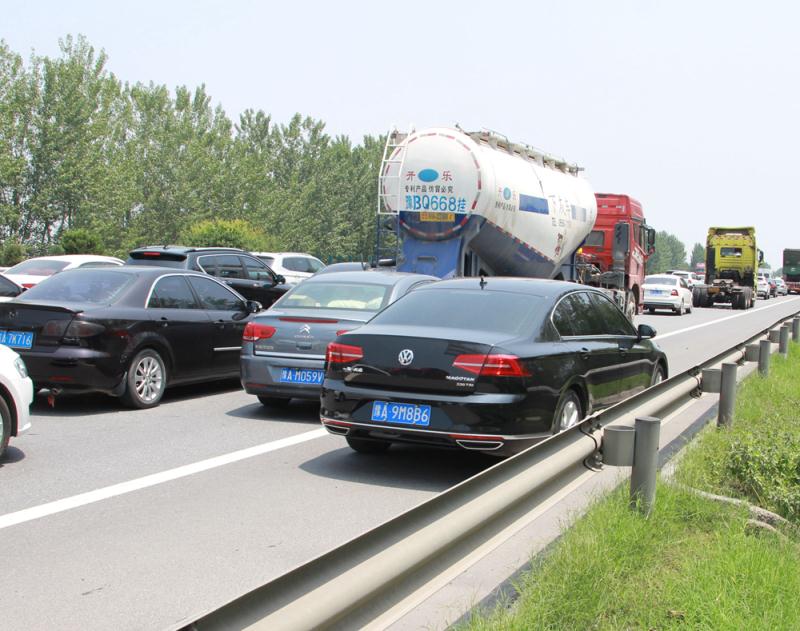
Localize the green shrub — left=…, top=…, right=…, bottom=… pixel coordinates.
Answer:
left=180, top=219, right=277, bottom=251
left=0, top=241, right=28, bottom=266
left=60, top=229, right=102, bottom=254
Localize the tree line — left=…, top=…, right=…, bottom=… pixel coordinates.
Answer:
left=1, top=35, right=712, bottom=274
left=0, top=36, right=383, bottom=265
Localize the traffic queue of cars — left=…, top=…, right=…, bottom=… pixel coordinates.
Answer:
left=0, top=247, right=673, bottom=459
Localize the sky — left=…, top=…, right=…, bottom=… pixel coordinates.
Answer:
left=4, top=0, right=798, bottom=268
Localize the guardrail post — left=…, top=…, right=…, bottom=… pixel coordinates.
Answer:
left=793, top=317, right=800, bottom=342
left=717, top=362, right=737, bottom=428
left=744, top=343, right=760, bottom=362
left=759, top=339, right=771, bottom=377
left=779, top=325, right=790, bottom=357
left=630, top=416, right=661, bottom=515
left=768, top=328, right=781, bottom=343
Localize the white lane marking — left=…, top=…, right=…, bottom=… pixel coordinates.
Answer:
left=656, top=298, right=800, bottom=340
left=0, top=428, right=328, bottom=531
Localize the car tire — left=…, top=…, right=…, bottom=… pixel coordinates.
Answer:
left=346, top=436, right=391, bottom=454
left=647, top=307, right=656, bottom=314
left=257, top=396, right=291, bottom=407
left=0, top=396, right=11, bottom=459
left=553, top=389, right=583, bottom=433
left=651, top=364, right=666, bottom=386
left=121, top=348, right=167, bottom=409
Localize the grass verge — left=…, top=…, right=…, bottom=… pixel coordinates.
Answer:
left=462, top=343, right=800, bottom=630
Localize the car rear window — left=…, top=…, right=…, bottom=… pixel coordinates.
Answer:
left=644, top=276, right=677, bottom=285
left=5, top=259, right=69, bottom=276
left=21, top=270, right=133, bottom=304
left=277, top=282, right=390, bottom=311
left=370, top=289, right=544, bottom=335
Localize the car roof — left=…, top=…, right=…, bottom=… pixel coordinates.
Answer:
left=251, top=252, right=319, bottom=258
left=60, top=265, right=209, bottom=278
left=414, top=277, right=606, bottom=298
left=19, top=254, right=123, bottom=263
left=301, top=270, right=437, bottom=285
left=129, top=245, right=245, bottom=255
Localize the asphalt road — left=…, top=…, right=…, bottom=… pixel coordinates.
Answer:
left=2, top=295, right=799, bottom=630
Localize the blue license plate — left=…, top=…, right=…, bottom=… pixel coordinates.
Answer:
left=279, top=367, right=324, bottom=385
left=371, top=401, right=431, bottom=426
left=0, top=330, right=33, bottom=349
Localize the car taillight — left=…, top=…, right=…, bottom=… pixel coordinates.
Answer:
left=21, top=283, right=36, bottom=289
left=453, top=354, right=530, bottom=377
left=65, top=321, right=106, bottom=338
left=242, top=322, right=276, bottom=342
left=326, top=342, right=363, bottom=364
left=141, top=252, right=162, bottom=257
left=671, top=289, right=679, bottom=296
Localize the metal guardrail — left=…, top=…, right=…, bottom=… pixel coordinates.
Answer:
left=186, top=310, right=800, bottom=631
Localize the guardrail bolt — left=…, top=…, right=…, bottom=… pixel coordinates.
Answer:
left=717, top=362, right=738, bottom=428
left=793, top=317, right=800, bottom=343
left=759, top=339, right=771, bottom=377
left=779, top=325, right=790, bottom=357
left=630, top=416, right=661, bottom=516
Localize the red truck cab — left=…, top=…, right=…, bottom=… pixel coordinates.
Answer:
left=578, top=193, right=655, bottom=316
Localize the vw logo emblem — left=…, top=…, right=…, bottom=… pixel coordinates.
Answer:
left=299, top=324, right=311, bottom=335
left=8, top=309, right=16, bottom=319
left=398, top=349, right=414, bottom=366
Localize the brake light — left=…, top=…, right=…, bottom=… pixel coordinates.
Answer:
left=141, top=252, right=162, bottom=257
left=242, top=322, right=276, bottom=342
left=453, top=354, right=530, bottom=377
left=326, top=342, right=363, bottom=364
left=671, top=289, right=679, bottom=296
left=21, top=283, right=36, bottom=289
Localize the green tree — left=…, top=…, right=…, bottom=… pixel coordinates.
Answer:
left=60, top=227, right=101, bottom=253
left=180, top=218, right=275, bottom=251
left=690, top=242, right=705, bottom=270
left=646, top=231, right=689, bottom=274
left=0, top=240, right=27, bottom=266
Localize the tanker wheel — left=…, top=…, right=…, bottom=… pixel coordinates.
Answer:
left=692, top=287, right=702, bottom=308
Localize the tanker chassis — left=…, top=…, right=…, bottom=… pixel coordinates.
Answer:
left=693, top=227, right=760, bottom=310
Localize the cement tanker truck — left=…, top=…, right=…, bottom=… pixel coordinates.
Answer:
left=377, top=126, right=654, bottom=317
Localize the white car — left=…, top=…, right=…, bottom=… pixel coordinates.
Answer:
left=665, top=269, right=697, bottom=288
left=0, top=345, right=33, bottom=458
left=3, top=254, right=124, bottom=289
left=757, top=275, right=770, bottom=298
left=250, top=252, right=326, bottom=285
left=643, top=274, right=694, bottom=315
left=774, top=278, right=788, bottom=296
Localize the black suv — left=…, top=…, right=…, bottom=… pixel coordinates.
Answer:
left=126, top=246, right=289, bottom=308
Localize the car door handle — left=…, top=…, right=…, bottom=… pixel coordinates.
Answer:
left=580, top=347, right=589, bottom=360
left=160, top=317, right=169, bottom=328
left=215, top=319, right=226, bottom=329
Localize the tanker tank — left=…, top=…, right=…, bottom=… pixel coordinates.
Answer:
left=379, top=127, right=597, bottom=279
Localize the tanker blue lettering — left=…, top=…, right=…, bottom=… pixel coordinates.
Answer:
left=519, top=194, right=549, bottom=214
left=418, top=169, right=439, bottom=182
left=405, top=195, right=466, bottom=212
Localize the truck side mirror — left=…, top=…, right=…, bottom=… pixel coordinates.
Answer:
left=646, top=227, right=656, bottom=254
left=758, top=250, right=764, bottom=263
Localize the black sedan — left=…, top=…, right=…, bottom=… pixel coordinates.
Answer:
left=321, top=278, right=667, bottom=456
left=0, top=267, right=260, bottom=408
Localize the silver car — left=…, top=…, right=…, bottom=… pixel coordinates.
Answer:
left=240, top=271, right=438, bottom=406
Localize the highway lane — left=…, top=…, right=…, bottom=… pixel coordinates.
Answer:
left=1, top=295, right=798, bottom=630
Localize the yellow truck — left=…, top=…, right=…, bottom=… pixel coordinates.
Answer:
left=693, top=227, right=761, bottom=309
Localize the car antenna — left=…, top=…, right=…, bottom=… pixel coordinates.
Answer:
left=479, top=275, right=487, bottom=289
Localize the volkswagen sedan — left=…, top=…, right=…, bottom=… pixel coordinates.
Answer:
left=321, top=278, right=667, bottom=457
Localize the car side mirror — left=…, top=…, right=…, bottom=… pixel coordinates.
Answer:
left=637, top=324, right=656, bottom=341
left=275, top=274, right=286, bottom=285
left=245, top=300, right=262, bottom=313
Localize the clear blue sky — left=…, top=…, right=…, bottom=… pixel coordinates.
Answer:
left=5, top=0, right=798, bottom=268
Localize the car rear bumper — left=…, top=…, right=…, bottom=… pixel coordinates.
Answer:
left=241, top=352, right=325, bottom=401
left=643, top=297, right=681, bottom=310
left=320, top=380, right=552, bottom=456
left=19, top=347, right=125, bottom=395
